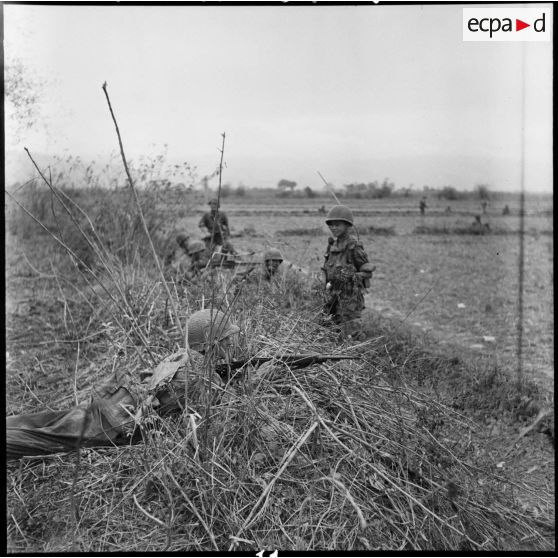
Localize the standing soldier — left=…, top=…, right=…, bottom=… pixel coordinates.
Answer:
left=199, top=198, right=234, bottom=254
left=419, top=197, right=428, bottom=216
left=321, top=205, right=374, bottom=339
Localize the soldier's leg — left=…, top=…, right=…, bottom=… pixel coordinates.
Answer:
left=337, top=293, right=366, bottom=340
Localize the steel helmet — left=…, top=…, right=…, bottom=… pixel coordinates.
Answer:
left=264, top=248, right=283, bottom=262
left=187, top=240, right=206, bottom=255
left=187, top=309, right=240, bottom=352
left=325, top=205, right=354, bottom=226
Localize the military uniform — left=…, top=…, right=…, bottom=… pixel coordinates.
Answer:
left=322, top=234, right=371, bottom=336
left=6, top=310, right=239, bottom=460
left=199, top=211, right=231, bottom=249
left=5, top=352, right=213, bottom=459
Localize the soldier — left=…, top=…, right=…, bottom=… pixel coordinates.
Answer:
left=186, top=239, right=211, bottom=278
left=235, top=248, right=307, bottom=285
left=419, top=197, right=428, bottom=216
left=470, top=214, right=490, bottom=235
left=176, top=233, right=190, bottom=255
left=321, top=205, right=374, bottom=339
left=263, top=248, right=284, bottom=281
left=6, top=309, right=240, bottom=460
left=198, top=198, right=234, bottom=254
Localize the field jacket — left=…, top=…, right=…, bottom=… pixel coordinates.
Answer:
left=5, top=351, right=212, bottom=460
left=322, top=234, right=370, bottom=296
left=199, top=211, right=230, bottom=245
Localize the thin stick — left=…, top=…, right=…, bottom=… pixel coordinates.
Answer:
left=317, top=171, right=341, bottom=204
left=133, top=494, right=166, bottom=528
left=326, top=476, right=367, bottom=531
left=73, top=342, right=80, bottom=406
left=101, top=81, right=184, bottom=342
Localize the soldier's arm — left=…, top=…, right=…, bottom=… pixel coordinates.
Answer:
left=352, top=242, right=370, bottom=271
left=352, top=243, right=375, bottom=287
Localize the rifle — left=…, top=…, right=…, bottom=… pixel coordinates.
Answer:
left=215, top=353, right=359, bottom=381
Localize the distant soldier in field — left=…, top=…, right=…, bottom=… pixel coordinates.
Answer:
left=470, top=215, right=490, bottom=235
left=262, top=248, right=284, bottom=281
left=419, top=197, right=428, bottom=216
left=199, top=198, right=235, bottom=254
left=502, top=204, right=511, bottom=216
left=321, top=205, right=374, bottom=339
left=232, top=248, right=284, bottom=285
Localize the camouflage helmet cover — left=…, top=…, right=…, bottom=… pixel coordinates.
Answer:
left=264, top=248, right=283, bottom=262
left=325, top=205, right=354, bottom=226
left=187, top=309, right=240, bottom=352
left=187, top=240, right=206, bottom=255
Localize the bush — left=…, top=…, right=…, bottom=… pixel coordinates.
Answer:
left=439, top=186, right=462, bottom=200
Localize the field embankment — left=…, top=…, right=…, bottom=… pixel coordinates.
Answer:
left=5, top=188, right=554, bottom=552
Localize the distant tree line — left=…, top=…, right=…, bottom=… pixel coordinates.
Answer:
left=343, top=179, right=395, bottom=199
left=196, top=180, right=498, bottom=202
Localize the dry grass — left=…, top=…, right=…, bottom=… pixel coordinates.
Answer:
left=5, top=189, right=554, bottom=552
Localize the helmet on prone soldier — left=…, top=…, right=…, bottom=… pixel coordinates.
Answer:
left=188, top=240, right=206, bottom=256
left=187, top=309, right=240, bottom=352
left=264, top=248, right=283, bottom=262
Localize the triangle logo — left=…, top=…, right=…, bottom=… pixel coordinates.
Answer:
left=516, top=19, right=530, bottom=31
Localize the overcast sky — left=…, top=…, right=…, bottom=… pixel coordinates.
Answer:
left=4, top=3, right=553, bottom=192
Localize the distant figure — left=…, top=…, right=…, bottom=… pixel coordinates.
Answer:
left=502, top=204, right=510, bottom=216
left=318, top=205, right=327, bottom=214
left=471, top=215, right=490, bottom=235
left=198, top=198, right=234, bottom=254
left=481, top=201, right=488, bottom=214
left=445, top=206, right=452, bottom=214
left=419, top=197, right=428, bottom=216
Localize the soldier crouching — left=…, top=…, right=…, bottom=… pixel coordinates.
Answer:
left=321, top=205, right=374, bottom=340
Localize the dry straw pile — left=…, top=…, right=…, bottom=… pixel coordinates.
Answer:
left=6, top=286, right=554, bottom=552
